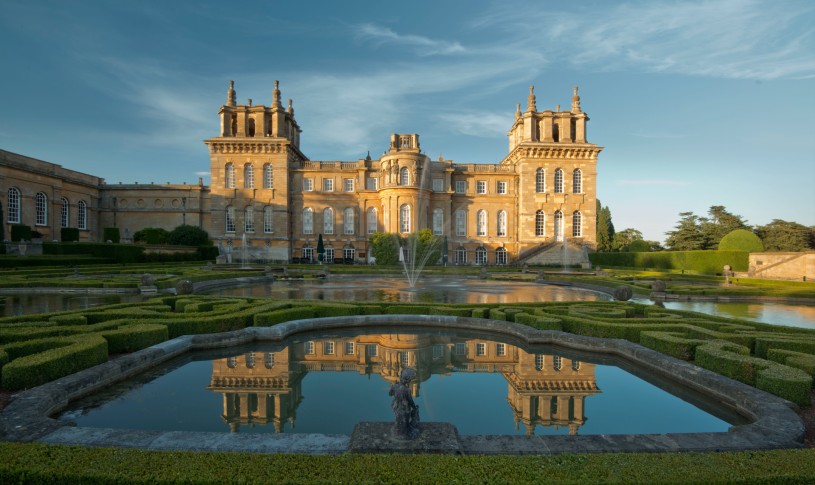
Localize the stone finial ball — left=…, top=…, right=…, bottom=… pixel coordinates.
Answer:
left=651, top=280, right=666, bottom=292
left=140, top=273, right=155, bottom=286
left=723, top=265, right=732, bottom=272
left=175, top=279, right=194, bottom=295
left=613, top=286, right=633, bottom=301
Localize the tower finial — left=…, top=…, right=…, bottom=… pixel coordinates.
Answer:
left=515, top=103, right=521, bottom=119
left=272, top=80, right=282, bottom=108
left=227, top=80, right=236, bottom=106
left=527, top=85, right=537, bottom=112
left=571, top=85, right=582, bottom=113
left=287, top=98, right=294, bottom=115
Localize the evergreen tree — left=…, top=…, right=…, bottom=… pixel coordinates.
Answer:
left=595, top=199, right=615, bottom=252
left=665, top=212, right=707, bottom=250
left=755, top=219, right=814, bottom=251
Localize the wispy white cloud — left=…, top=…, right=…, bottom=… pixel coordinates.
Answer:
left=472, top=0, right=815, bottom=80
left=618, top=180, right=689, bottom=186
left=437, top=111, right=513, bottom=138
left=355, top=23, right=467, bottom=56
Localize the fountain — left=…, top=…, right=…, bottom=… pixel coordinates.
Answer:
left=241, top=234, right=249, bottom=269
left=399, top=230, right=444, bottom=288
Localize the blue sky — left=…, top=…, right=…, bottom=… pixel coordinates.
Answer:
left=1, top=0, right=813, bottom=243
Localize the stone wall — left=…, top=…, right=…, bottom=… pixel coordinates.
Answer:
left=748, top=251, right=815, bottom=281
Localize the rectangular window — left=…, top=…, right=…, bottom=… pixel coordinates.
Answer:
left=455, top=211, right=466, bottom=237
left=264, top=208, right=273, bottom=233
left=345, top=342, right=355, bottom=355
left=454, top=342, right=466, bottom=356
left=303, top=246, right=313, bottom=262
left=476, top=343, right=486, bottom=356
left=366, top=344, right=378, bottom=356
left=244, top=207, right=254, bottom=233
left=497, top=181, right=507, bottom=194
left=344, top=248, right=355, bottom=261
left=476, top=181, right=486, bottom=194
left=325, top=247, right=334, bottom=262
left=432, top=344, right=444, bottom=359
left=323, top=178, right=334, bottom=192
left=497, top=343, right=506, bottom=356
left=454, top=248, right=467, bottom=264
left=303, top=178, right=314, bottom=191
left=324, top=341, right=335, bottom=355
left=305, top=341, right=315, bottom=354
left=366, top=177, right=377, bottom=190
left=432, top=178, right=443, bottom=192
left=225, top=207, right=236, bottom=233
left=344, top=178, right=354, bottom=192
left=455, top=180, right=466, bottom=194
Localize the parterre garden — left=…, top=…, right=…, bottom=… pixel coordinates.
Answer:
left=2, top=263, right=815, bottom=483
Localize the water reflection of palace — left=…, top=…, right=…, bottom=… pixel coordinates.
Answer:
left=208, top=334, right=600, bottom=435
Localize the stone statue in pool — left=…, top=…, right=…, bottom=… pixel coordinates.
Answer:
left=389, top=367, right=420, bottom=439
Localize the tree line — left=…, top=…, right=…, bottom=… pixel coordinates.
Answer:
left=596, top=202, right=814, bottom=252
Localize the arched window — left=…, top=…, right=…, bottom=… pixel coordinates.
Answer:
left=432, top=208, right=443, bottom=235
left=303, top=208, right=313, bottom=235
left=572, top=360, right=581, bottom=371
left=476, top=210, right=487, bottom=237
left=247, top=118, right=256, bottom=137
left=323, top=207, right=334, bottom=235
left=400, top=167, right=409, bottom=186
left=497, top=210, right=507, bottom=237
left=343, top=207, right=354, bottom=235
left=553, top=355, right=563, bottom=371
left=455, top=209, right=466, bottom=237
left=399, top=204, right=411, bottom=233
left=77, top=200, right=87, bottom=230
left=263, top=206, right=273, bottom=233
left=573, top=169, right=582, bottom=193
left=60, top=198, right=70, bottom=228
left=552, top=122, right=560, bottom=142
left=225, top=163, right=235, bottom=188
left=535, top=354, right=544, bottom=371
left=496, top=247, right=507, bottom=265
left=572, top=211, right=582, bottom=238
left=475, top=246, right=487, bottom=265
left=554, top=210, right=563, bottom=241
left=35, top=192, right=47, bottom=226
left=244, top=206, right=254, bottom=232
left=225, top=205, right=236, bottom=233
left=7, top=187, right=20, bottom=223
left=263, top=164, right=273, bottom=189
left=535, top=210, right=545, bottom=237
left=367, top=207, right=377, bottom=234
left=554, top=168, right=564, bottom=193
left=535, top=168, right=545, bottom=193
left=244, top=163, right=254, bottom=188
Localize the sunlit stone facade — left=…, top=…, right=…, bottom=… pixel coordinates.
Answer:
left=2, top=81, right=601, bottom=264
left=205, top=82, right=602, bottom=264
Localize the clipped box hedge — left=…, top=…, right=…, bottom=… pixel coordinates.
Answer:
left=254, top=307, right=315, bottom=326
left=1, top=335, right=108, bottom=390
left=589, top=250, right=749, bottom=273
left=99, top=323, right=169, bottom=353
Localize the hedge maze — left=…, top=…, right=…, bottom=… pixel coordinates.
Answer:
left=1, top=297, right=813, bottom=406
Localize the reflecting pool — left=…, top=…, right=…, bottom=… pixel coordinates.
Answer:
left=204, top=276, right=611, bottom=304
left=635, top=300, right=815, bottom=330
left=59, top=329, right=738, bottom=436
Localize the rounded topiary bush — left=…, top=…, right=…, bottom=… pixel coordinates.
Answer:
left=167, top=224, right=210, bottom=246
left=718, top=229, right=764, bottom=252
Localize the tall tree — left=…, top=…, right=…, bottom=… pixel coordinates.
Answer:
left=700, top=206, right=749, bottom=249
left=665, top=212, right=707, bottom=250
left=613, top=228, right=643, bottom=251
left=595, top=199, right=615, bottom=252
left=755, top=219, right=814, bottom=251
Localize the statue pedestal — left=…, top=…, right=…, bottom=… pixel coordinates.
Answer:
left=348, top=422, right=462, bottom=454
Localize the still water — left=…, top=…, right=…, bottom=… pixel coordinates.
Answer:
left=59, top=329, right=737, bottom=436
left=0, top=293, right=144, bottom=317
left=206, top=276, right=610, bottom=304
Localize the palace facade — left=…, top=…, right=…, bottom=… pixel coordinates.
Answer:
left=1, top=81, right=602, bottom=265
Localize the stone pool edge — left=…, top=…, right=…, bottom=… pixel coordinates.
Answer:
left=0, top=315, right=805, bottom=455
